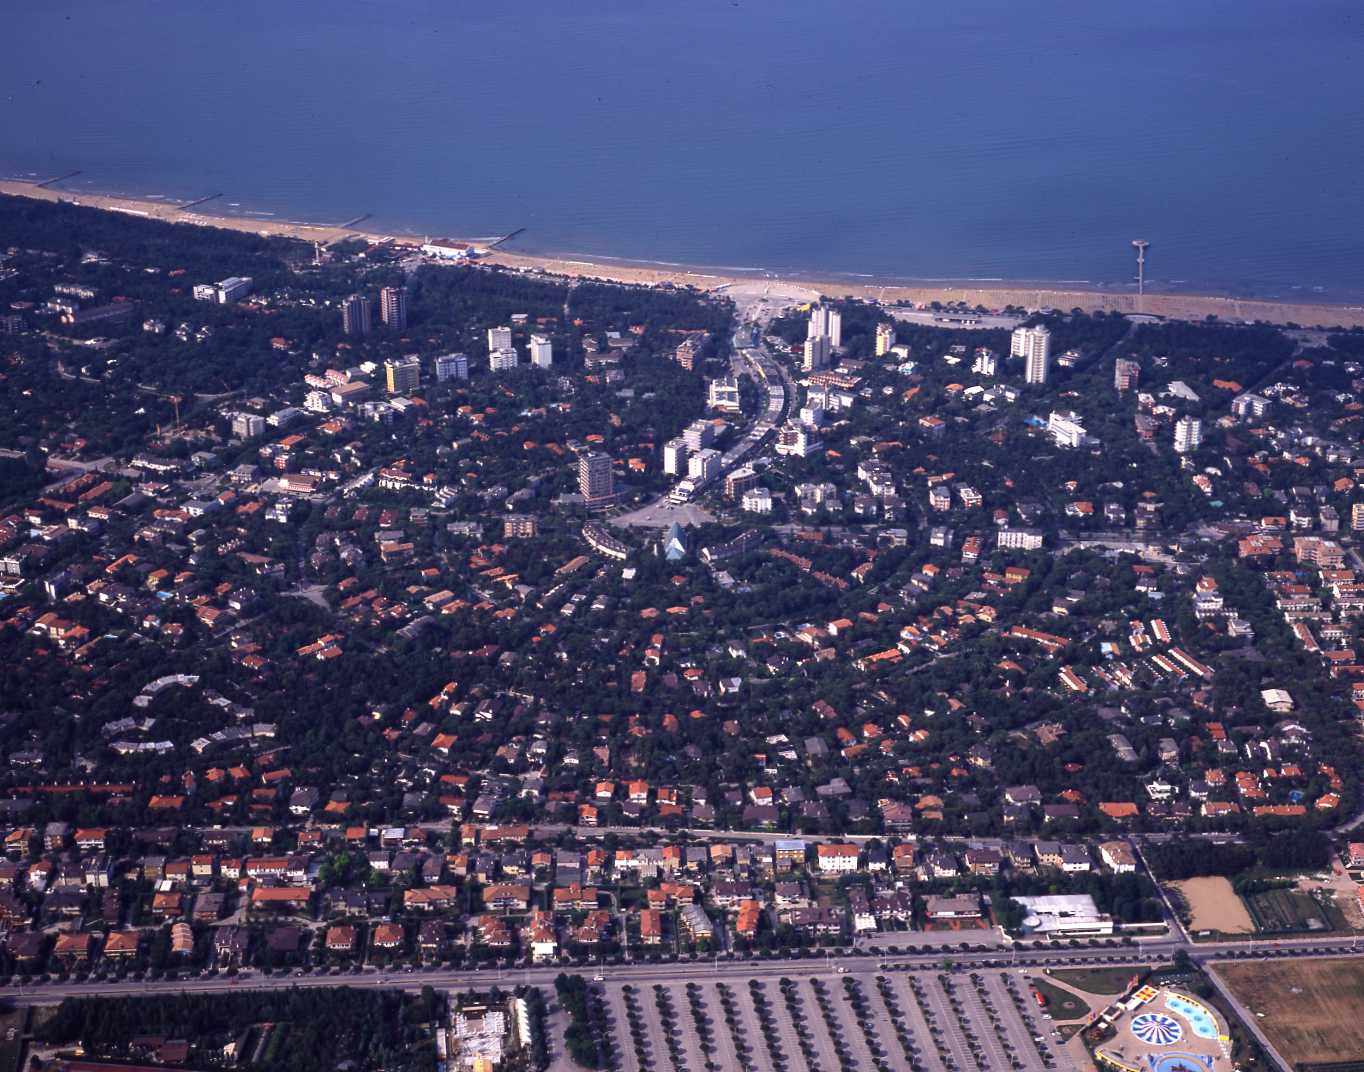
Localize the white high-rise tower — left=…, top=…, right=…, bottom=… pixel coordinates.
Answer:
left=808, top=304, right=842, bottom=349
left=1012, top=325, right=1052, bottom=385
left=1173, top=415, right=1203, bottom=454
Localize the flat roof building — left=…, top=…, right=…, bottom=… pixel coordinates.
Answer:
left=385, top=357, right=421, bottom=395
left=380, top=285, right=407, bottom=331
left=579, top=451, right=614, bottom=505
left=341, top=294, right=372, bottom=337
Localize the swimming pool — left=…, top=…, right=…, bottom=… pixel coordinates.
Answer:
left=1164, top=993, right=1218, bottom=1039
left=1150, top=1054, right=1214, bottom=1072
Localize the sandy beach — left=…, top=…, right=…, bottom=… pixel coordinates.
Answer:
left=5, top=180, right=1364, bottom=329
left=0, top=179, right=368, bottom=246
left=485, top=248, right=1364, bottom=330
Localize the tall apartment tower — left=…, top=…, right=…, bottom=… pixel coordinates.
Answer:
left=341, top=294, right=372, bottom=337
left=1173, top=415, right=1203, bottom=454
left=435, top=353, right=469, bottom=382
left=1114, top=358, right=1140, bottom=393
left=674, top=336, right=704, bottom=371
left=380, top=286, right=408, bottom=331
left=688, top=448, right=722, bottom=482
left=808, top=304, right=842, bottom=349
left=875, top=322, right=896, bottom=356
left=663, top=438, right=688, bottom=476
left=1352, top=502, right=1364, bottom=532
left=487, top=325, right=513, bottom=351
left=529, top=334, right=553, bottom=368
left=802, top=334, right=831, bottom=372
left=682, top=419, right=715, bottom=452
left=385, top=356, right=421, bottom=395
left=489, top=347, right=519, bottom=372
left=1012, top=325, right=1051, bottom=385
left=232, top=413, right=266, bottom=439
left=579, top=451, right=614, bottom=505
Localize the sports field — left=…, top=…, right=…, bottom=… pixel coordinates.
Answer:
left=1170, top=877, right=1255, bottom=934
left=1219, top=958, right=1364, bottom=1065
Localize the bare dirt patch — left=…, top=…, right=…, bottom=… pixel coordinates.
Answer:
left=1169, top=877, right=1255, bottom=934
left=1219, top=957, right=1364, bottom=1065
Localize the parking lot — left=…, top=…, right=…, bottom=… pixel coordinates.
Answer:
left=593, top=968, right=1085, bottom=1072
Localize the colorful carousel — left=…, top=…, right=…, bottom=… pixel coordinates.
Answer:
left=1094, top=987, right=1232, bottom=1072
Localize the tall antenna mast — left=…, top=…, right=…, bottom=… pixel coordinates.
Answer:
left=1131, top=240, right=1150, bottom=303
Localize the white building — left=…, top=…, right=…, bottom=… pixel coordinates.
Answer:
left=997, top=528, right=1044, bottom=550
left=683, top=420, right=716, bottom=451
left=435, top=353, right=469, bottom=382
left=1173, top=415, right=1202, bottom=454
left=231, top=413, right=265, bottom=439
left=529, top=334, right=553, bottom=368
left=742, top=487, right=774, bottom=514
left=707, top=375, right=741, bottom=413
left=1231, top=392, right=1270, bottom=420
left=816, top=845, right=860, bottom=873
left=1013, top=894, right=1114, bottom=936
left=662, top=438, right=688, bottom=476
left=808, top=384, right=855, bottom=413
left=972, top=350, right=997, bottom=377
left=688, top=448, right=722, bottom=482
left=489, top=347, right=519, bottom=372
left=1012, top=325, right=1051, bottom=384
left=420, top=238, right=474, bottom=260
left=1047, top=410, right=1087, bottom=449
left=809, top=304, right=842, bottom=348
left=774, top=421, right=822, bottom=458
left=216, top=276, right=252, bottom=303
left=487, top=325, right=513, bottom=351
left=197, top=277, right=252, bottom=303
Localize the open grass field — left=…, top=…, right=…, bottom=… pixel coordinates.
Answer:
left=1219, top=957, right=1364, bottom=1066
left=1170, top=877, right=1255, bottom=934
left=1050, top=965, right=1147, bottom=996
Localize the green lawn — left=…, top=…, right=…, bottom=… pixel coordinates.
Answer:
left=1029, top=977, right=1090, bottom=1021
left=1050, top=965, right=1147, bottom=996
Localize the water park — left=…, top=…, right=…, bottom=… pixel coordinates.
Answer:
left=1090, top=984, right=1233, bottom=1072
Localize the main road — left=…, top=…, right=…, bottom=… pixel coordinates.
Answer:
left=612, top=327, right=794, bottom=530
left=8, top=931, right=1363, bottom=1009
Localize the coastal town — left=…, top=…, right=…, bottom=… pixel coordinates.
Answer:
left=4, top=192, right=1364, bottom=1071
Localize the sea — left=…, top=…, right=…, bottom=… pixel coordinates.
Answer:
left=2, top=0, right=1362, bottom=298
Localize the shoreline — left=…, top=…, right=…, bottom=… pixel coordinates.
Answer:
left=5, top=179, right=1364, bottom=330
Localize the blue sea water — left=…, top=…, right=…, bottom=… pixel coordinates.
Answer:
left=2, top=0, right=1362, bottom=297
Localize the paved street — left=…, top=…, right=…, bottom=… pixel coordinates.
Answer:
left=8, top=936, right=1356, bottom=1072
left=8, top=933, right=1363, bottom=1007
